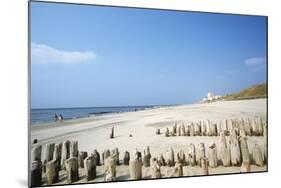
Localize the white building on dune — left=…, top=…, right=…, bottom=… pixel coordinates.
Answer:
left=202, top=92, right=221, bottom=102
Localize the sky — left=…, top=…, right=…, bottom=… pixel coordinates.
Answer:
left=30, top=2, right=267, bottom=109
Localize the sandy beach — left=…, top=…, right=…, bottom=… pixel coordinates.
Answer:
left=30, top=98, right=267, bottom=185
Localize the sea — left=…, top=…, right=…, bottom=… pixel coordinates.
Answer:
left=30, top=106, right=156, bottom=126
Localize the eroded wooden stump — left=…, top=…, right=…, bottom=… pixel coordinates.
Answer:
left=84, top=155, right=96, bottom=181
left=65, top=157, right=79, bottom=183
left=123, top=151, right=130, bottom=165
left=31, top=160, right=42, bottom=187
left=78, top=151, right=88, bottom=168
left=252, top=144, right=264, bottom=167
left=150, top=158, right=161, bottom=178
left=104, top=156, right=116, bottom=181
left=208, top=141, right=218, bottom=168
left=46, top=160, right=59, bottom=185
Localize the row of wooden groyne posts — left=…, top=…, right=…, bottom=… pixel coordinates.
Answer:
left=30, top=117, right=267, bottom=187
left=157, top=116, right=267, bottom=137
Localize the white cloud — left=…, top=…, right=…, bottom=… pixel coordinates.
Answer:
left=245, top=57, right=266, bottom=66
left=31, top=43, right=97, bottom=64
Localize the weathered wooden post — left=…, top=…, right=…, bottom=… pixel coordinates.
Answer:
left=150, top=158, right=161, bottom=178
left=111, top=148, right=120, bottom=165
left=110, top=127, right=114, bottom=139
left=30, top=160, right=42, bottom=187
left=61, top=140, right=70, bottom=170
left=65, top=157, right=79, bottom=183
left=92, top=149, right=101, bottom=166
left=252, top=144, right=264, bottom=167
left=53, top=144, right=61, bottom=171
left=123, top=151, right=130, bottom=165
left=129, top=150, right=142, bottom=180
left=201, top=121, right=207, bottom=136
left=84, top=155, right=96, bottom=181
left=43, top=143, right=55, bottom=172
left=102, top=149, right=111, bottom=164
left=211, top=123, right=218, bottom=136
left=177, top=148, right=186, bottom=165
left=239, top=136, right=250, bottom=164
left=189, top=123, right=195, bottom=136
left=46, top=160, right=59, bottom=185
left=165, top=128, right=170, bottom=137
left=104, top=156, right=116, bottom=181
left=201, top=158, right=209, bottom=175
left=177, top=125, right=181, bottom=136
left=158, top=154, right=166, bottom=166
left=78, top=151, right=88, bottom=168
left=230, top=130, right=241, bottom=166
left=156, top=128, right=161, bottom=135
left=174, top=160, right=183, bottom=177
left=208, top=141, right=218, bottom=168
left=70, top=141, right=79, bottom=158
left=166, top=147, right=175, bottom=167
left=173, top=122, right=177, bottom=135
left=143, top=146, right=151, bottom=167
left=220, top=132, right=231, bottom=167
left=173, top=123, right=177, bottom=135
left=180, top=124, right=186, bottom=136
left=197, top=142, right=206, bottom=167
left=244, top=118, right=251, bottom=136
left=188, top=143, right=196, bottom=166
left=195, top=123, right=201, bottom=136
left=31, top=145, right=42, bottom=162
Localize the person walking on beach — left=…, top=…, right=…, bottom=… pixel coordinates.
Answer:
left=54, top=113, right=58, bottom=121
left=58, top=114, right=64, bottom=122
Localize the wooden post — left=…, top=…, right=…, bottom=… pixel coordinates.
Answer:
left=197, top=142, right=206, bottom=167
left=150, top=158, right=161, bottom=178
left=220, top=132, right=231, bottom=167
left=166, top=147, right=175, bottom=167
left=61, top=140, right=70, bottom=170
left=92, top=149, right=101, bottom=166
left=43, top=143, right=55, bottom=172
left=252, top=144, right=264, bottom=167
left=30, top=160, right=42, bottom=187
left=129, top=157, right=142, bottom=180
left=110, top=127, right=114, bottom=139
left=46, top=160, right=59, bottom=185
left=208, top=141, right=218, bottom=168
left=84, top=156, right=96, bottom=181
left=143, top=146, right=151, bottom=167
left=123, top=151, right=130, bottom=165
left=104, top=156, right=116, bottom=181
left=70, top=141, right=79, bottom=158
left=201, top=158, right=209, bottom=175
left=78, top=151, right=88, bottom=168
left=111, top=148, right=120, bottom=165
left=177, top=148, right=186, bottom=165
left=188, top=143, right=196, bottom=166
left=230, top=130, right=241, bottom=166
left=65, top=157, right=79, bottom=183
left=174, top=161, right=183, bottom=177
left=239, top=136, right=250, bottom=163
left=31, top=145, right=42, bottom=162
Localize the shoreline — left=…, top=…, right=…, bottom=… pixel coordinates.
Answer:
left=30, top=105, right=166, bottom=128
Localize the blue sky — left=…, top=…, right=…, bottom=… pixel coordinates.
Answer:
left=30, top=2, right=267, bottom=109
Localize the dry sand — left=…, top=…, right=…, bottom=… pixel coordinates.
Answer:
left=30, top=98, right=267, bottom=184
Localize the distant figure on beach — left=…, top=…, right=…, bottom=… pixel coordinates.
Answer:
left=58, top=114, right=64, bottom=122
left=54, top=113, right=58, bottom=121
